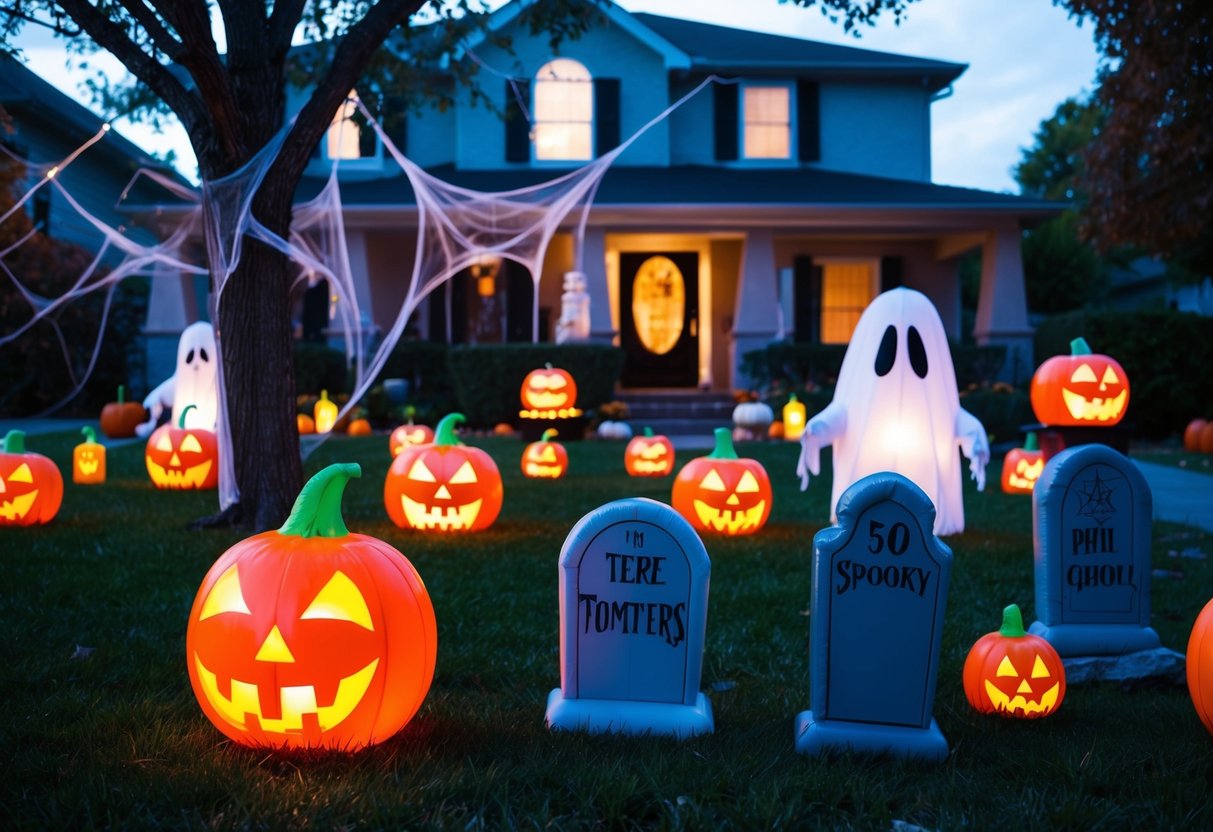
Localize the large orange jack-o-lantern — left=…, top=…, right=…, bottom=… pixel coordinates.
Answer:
left=964, top=604, right=1066, bottom=719
left=73, top=426, right=107, bottom=485
left=520, top=364, right=577, bottom=412
left=384, top=413, right=503, bottom=532
left=1031, top=337, right=1130, bottom=426
left=187, top=463, right=437, bottom=750
left=1189, top=597, right=1213, bottom=738
left=145, top=404, right=219, bottom=490
left=0, top=430, right=63, bottom=526
left=672, top=427, right=772, bottom=535
left=624, top=427, right=675, bottom=477
left=1000, top=432, right=1043, bottom=494
left=521, top=429, right=567, bottom=479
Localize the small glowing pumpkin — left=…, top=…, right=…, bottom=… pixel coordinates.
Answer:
left=963, top=604, right=1065, bottom=718
left=624, top=427, right=675, bottom=477
left=73, top=426, right=106, bottom=485
left=384, top=413, right=503, bottom=532
left=145, top=404, right=219, bottom=490
left=1030, top=337, right=1129, bottom=426
left=314, top=390, right=339, bottom=434
left=1188, top=597, right=1213, bottom=738
left=782, top=394, right=806, bottom=441
left=0, top=430, right=63, bottom=526
left=186, top=463, right=436, bottom=750
left=671, top=427, right=772, bottom=535
left=522, top=429, right=567, bottom=479
left=99, top=384, right=147, bottom=439
left=390, top=423, right=434, bottom=457
left=1000, top=432, right=1043, bottom=494
left=347, top=418, right=372, bottom=437
left=1184, top=419, right=1208, bottom=453
left=520, top=364, right=577, bottom=411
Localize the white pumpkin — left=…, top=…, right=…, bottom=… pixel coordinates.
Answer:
left=732, top=401, right=774, bottom=432
left=597, top=420, right=633, bottom=440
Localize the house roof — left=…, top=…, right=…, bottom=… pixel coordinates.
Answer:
left=631, top=12, right=966, bottom=88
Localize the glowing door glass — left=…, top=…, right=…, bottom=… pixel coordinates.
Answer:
left=632, top=256, right=685, bottom=355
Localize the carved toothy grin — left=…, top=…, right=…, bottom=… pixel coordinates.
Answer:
left=194, top=654, right=378, bottom=735
left=693, top=499, right=766, bottom=534
left=78, top=459, right=100, bottom=476
left=1009, top=459, right=1043, bottom=490
left=1061, top=388, right=1127, bottom=421
left=524, top=391, right=569, bottom=409
left=402, top=496, right=482, bottom=531
left=0, top=491, right=37, bottom=521
left=630, top=460, right=670, bottom=475
left=523, top=463, right=563, bottom=478
left=148, top=459, right=213, bottom=489
left=984, top=679, right=1060, bottom=716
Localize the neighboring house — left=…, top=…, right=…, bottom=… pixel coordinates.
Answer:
left=148, top=0, right=1059, bottom=389
left=1107, top=257, right=1213, bottom=317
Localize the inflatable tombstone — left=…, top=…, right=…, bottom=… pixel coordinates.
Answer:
left=797, top=287, right=989, bottom=535
left=137, top=321, right=219, bottom=437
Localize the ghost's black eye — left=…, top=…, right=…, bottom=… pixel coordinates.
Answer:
left=875, top=325, right=897, bottom=377
left=199, top=348, right=209, bottom=363
left=907, top=326, right=928, bottom=379
left=185, top=349, right=195, bottom=364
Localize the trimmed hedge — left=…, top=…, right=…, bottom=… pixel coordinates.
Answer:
left=293, top=341, right=348, bottom=396
left=1034, top=310, right=1213, bottom=438
left=959, top=386, right=1035, bottom=446
left=446, top=344, right=625, bottom=427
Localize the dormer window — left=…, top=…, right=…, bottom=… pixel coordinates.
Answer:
left=742, top=84, right=791, bottom=160
left=532, top=58, right=593, bottom=162
left=324, top=90, right=378, bottom=161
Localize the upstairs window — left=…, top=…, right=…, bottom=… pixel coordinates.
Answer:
left=325, top=90, right=377, bottom=161
left=742, top=84, right=791, bottom=160
left=533, top=58, right=593, bottom=161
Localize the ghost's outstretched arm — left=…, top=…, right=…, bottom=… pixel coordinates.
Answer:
left=798, top=403, right=847, bottom=491
left=135, top=376, right=175, bottom=438
left=956, top=407, right=990, bottom=491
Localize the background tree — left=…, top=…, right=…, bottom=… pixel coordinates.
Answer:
left=1, top=0, right=917, bottom=530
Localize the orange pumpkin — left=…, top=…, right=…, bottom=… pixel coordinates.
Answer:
left=1188, top=597, right=1213, bottom=738
left=520, top=364, right=577, bottom=411
left=99, top=385, right=147, bottom=439
left=384, top=413, right=503, bottom=532
left=768, top=421, right=785, bottom=440
left=1183, top=419, right=1207, bottom=452
left=298, top=413, right=316, bottom=434
left=1000, top=433, right=1043, bottom=494
left=186, top=463, right=436, bottom=750
left=624, top=427, right=675, bottom=477
left=348, top=418, right=372, bottom=437
left=1200, top=422, right=1213, bottom=455
left=390, top=423, right=434, bottom=457
left=963, top=604, right=1065, bottom=718
left=145, top=404, right=219, bottom=490
left=671, top=427, right=771, bottom=535
left=1030, top=337, right=1129, bottom=426
left=0, top=430, right=63, bottom=526
left=521, top=429, right=567, bottom=479
left=314, top=390, right=339, bottom=434
left=73, top=426, right=107, bottom=485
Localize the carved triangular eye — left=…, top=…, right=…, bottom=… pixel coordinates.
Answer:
left=8, top=463, right=33, bottom=484
left=180, top=434, right=203, bottom=454
left=198, top=564, right=251, bottom=620
left=736, top=471, right=760, bottom=493
left=996, top=656, right=1019, bottom=677
left=408, top=459, right=436, bottom=482
left=301, top=571, right=373, bottom=631
left=449, top=461, right=478, bottom=484
left=1101, top=366, right=1120, bottom=385
left=155, top=433, right=173, bottom=452
left=534, top=446, right=557, bottom=462
left=700, top=469, right=726, bottom=491
left=1070, top=363, right=1097, bottom=383
left=1031, top=654, right=1051, bottom=678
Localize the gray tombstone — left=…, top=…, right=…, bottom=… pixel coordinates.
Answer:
left=796, top=472, right=952, bottom=762
left=545, top=497, right=713, bottom=738
left=1029, top=444, right=1160, bottom=656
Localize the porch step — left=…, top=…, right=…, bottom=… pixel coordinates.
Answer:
left=613, top=391, right=736, bottom=438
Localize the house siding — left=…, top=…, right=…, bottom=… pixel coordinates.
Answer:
left=819, top=80, right=932, bottom=181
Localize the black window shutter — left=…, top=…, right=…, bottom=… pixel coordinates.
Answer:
left=594, top=77, right=621, bottom=156
left=384, top=96, right=408, bottom=155
left=356, top=109, right=377, bottom=157
left=714, top=82, right=738, bottom=161
left=505, top=80, right=532, bottom=163
left=797, top=80, right=820, bottom=162
left=793, top=255, right=822, bottom=343
left=880, top=256, right=904, bottom=293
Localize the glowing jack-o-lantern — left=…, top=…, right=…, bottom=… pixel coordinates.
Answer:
left=964, top=604, right=1066, bottom=719
left=73, top=426, right=107, bottom=485
left=384, top=413, right=503, bottom=532
left=1000, top=432, right=1043, bottom=494
left=521, top=429, right=567, bottom=479
left=1031, top=337, right=1130, bottom=426
left=390, top=412, right=434, bottom=458
left=100, top=385, right=147, bottom=439
left=145, top=404, right=219, bottom=490
left=672, top=427, right=772, bottom=535
left=1189, top=597, right=1213, bottom=738
left=782, top=394, right=806, bottom=441
left=186, top=463, right=436, bottom=749
left=624, top=427, right=675, bottom=477
left=314, top=390, right=339, bottom=434
left=0, top=430, right=63, bottom=526
left=520, top=364, right=577, bottom=412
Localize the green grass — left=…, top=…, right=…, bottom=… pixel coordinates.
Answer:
left=3, top=432, right=1212, bottom=830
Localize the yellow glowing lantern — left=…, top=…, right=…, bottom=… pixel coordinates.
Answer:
left=73, top=426, right=106, bottom=485
left=782, top=394, right=806, bottom=442
left=314, top=390, right=339, bottom=434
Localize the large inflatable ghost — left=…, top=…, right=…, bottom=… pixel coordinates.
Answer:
left=796, top=287, right=989, bottom=535
left=136, top=321, right=220, bottom=437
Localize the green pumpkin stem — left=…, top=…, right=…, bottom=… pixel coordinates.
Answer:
left=1070, top=337, right=1092, bottom=356
left=117, top=385, right=126, bottom=405
left=81, top=426, right=97, bottom=444
left=178, top=404, right=197, bottom=429
left=999, top=604, right=1027, bottom=638
left=3, top=429, right=25, bottom=454
left=434, top=413, right=466, bottom=446
left=643, top=426, right=654, bottom=437
left=405, top=405, right=416, bottom=424
left=708, top=427, right=739, bottom=460
left=1024, top=432, right=1039, bottom=452
left=541, top=428, right=558, bottom=443
left=278, top=463, right=361, bottom=538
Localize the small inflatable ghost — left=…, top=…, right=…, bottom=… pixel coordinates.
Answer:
left=796, top=287, right=989, bottom=535
left=136, top=321, right=220, bottom=437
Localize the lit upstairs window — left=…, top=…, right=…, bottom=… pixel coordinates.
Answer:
left=533, top=58, right=593, bottom=161
left=743, top=85, right=791, bottom=160
left=326, top=91, right=376, bottom=160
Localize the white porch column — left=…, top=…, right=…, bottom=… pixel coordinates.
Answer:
left=974, top=226, right=1034, bottom=383
left=581, top=226, right=616, bottom=344
left=731, top=229, right=780, bottom=390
